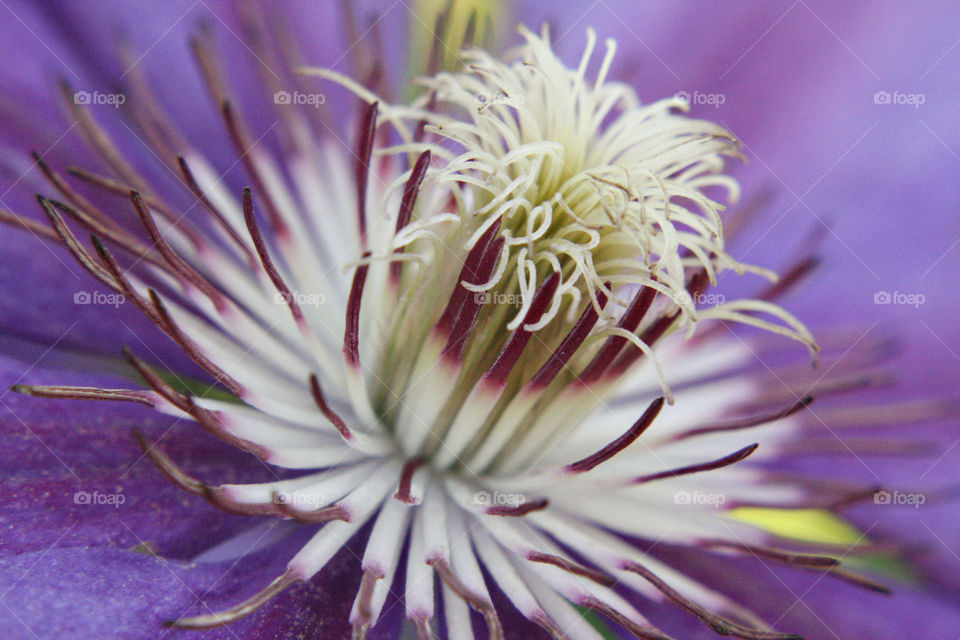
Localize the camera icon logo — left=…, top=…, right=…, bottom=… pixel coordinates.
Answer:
left=873, top=490, right=892, bottom=505
left=73, top=91, right=91, bottom=105
left=873, top=91, right=892, bottom=105
left=74, top=291, right=92, bottom=304
left=74, top=491, right=92, bottom=505
left=873, top=291, right=891, bottom=304
left=673, top=491, right=691, bottom=504
left=473, top=491, right=491, bottom=506
left=274, top=90, right=292, bottom=105
left=674, top=90, right=691, bottom=104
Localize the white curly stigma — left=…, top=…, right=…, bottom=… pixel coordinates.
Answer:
left=413, top=27, right=741, bottom=323
left=300, top=25, right=817, bottom=374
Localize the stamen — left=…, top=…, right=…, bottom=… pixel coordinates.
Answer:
left=622, top=561, right=802, bottom=640
left=577, top=285, right=657, bottom=385
left=132, top=429, right=204, bottom=495
left=131, top=191, right=226, bottom=310
left=273, top=492, right=350, bottom=523
left=134, top=430, right=328, bottom=521
left=526, top=552, right=615, bottom=588
left=412, top=617, right=434, bottom=640
left=0, top=206, right=59, bottom=242
left=391, top=150, right=432, bottom=283
left=700, top=541, right=839, bottom=568
left=526, top=286, right=610, bottom=390
left=633, top=443, right=759, bottom=484
left=177, top=155, right=258, bottom=267
left=354, top=100, right=379, bottom=246
left=482, top=273, right=560, bottom=386
left=125, top=347, right=259, bottom=457
left=222, top=102, right=288, bottom=234
left=759, top=255, right=820, bottom=301
left=32, top=152, right=111, bottom=229
left=308, top=373, right=354, bottom=441
left=242, top=186, right=303, bottom=323
left=530, top=613, right=572, bottom=640
left=429, top=558, right=504, bottom=640
left=434, top=219, right=501, bottom=337
left=165, top=570, right=299, bottom=629
left=610, top=269, right=711, bottom=376
left=441, top=235, right=506, bottom=363
left=9, top=384, right=154, bottom=406
left=344, top=256, right=372, bottom=366
left=352, top=568, right=381, bottom=638
left=37, top=196, right=118, bottom=288
left=394, top=457, right=426, bottom=504
left=58, top=79, right=150, bottom=194
left=146, top=289, right=245, bottom=397
left=580, top=598, right=675, bottom=640
left=566, top=397, right=664, bottom=473
left=670, top=397, right=813, bottom=442
left=46, top=195, right=165, bottom=271
left=88, top=235, right=164, bottom=327
left=819, top=568, right=891, bottom=594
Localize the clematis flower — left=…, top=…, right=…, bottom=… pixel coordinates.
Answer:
left=1, top=2, right=958, bottom=640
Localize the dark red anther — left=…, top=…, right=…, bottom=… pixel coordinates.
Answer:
left=526, top=552, right=616, bottom=588
left=222, top=101, right=287, bottom=235
left=526, top=286, right=610, bottom=390
left=760, top=255, right=820, bottom=301
left=633, top=443, right=759, bottom=485
left=355, top=100, right=378, bottom=246
left=131, top=190, right=227, bottom=313
left=622, top=560, right=804, bottom=639
left=434, top=220, right=501, bottom=336
left=699, top=541, right=838, bottom=568
left=242, top=187, right=303, bottom=324
left=343, top=256, right=371, bottom=366
left=576, top=285, right=657, bottom=385
left=391, top=150, right=431, bottom=283
left=566, top=397, right=664, bottom=473
left=483, top=273, right=560, bottom=386
left=394, top=457, right=425, bottom=504
left=609, top=269, right=709, bottom=376
left=147, top=289, right=245, bottom=397
left=441, top=236, right=504, bottom=363
left=309, top=374, right=353, bottom=441
left=178, top=155, right=258, bottom=268
left=670, top=397, right=813, bottom=442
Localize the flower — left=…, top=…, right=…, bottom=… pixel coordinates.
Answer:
left=1, top=2, right=958, bottom=639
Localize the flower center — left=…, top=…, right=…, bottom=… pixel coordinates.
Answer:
left=313, top=27, right=815, bottom=474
